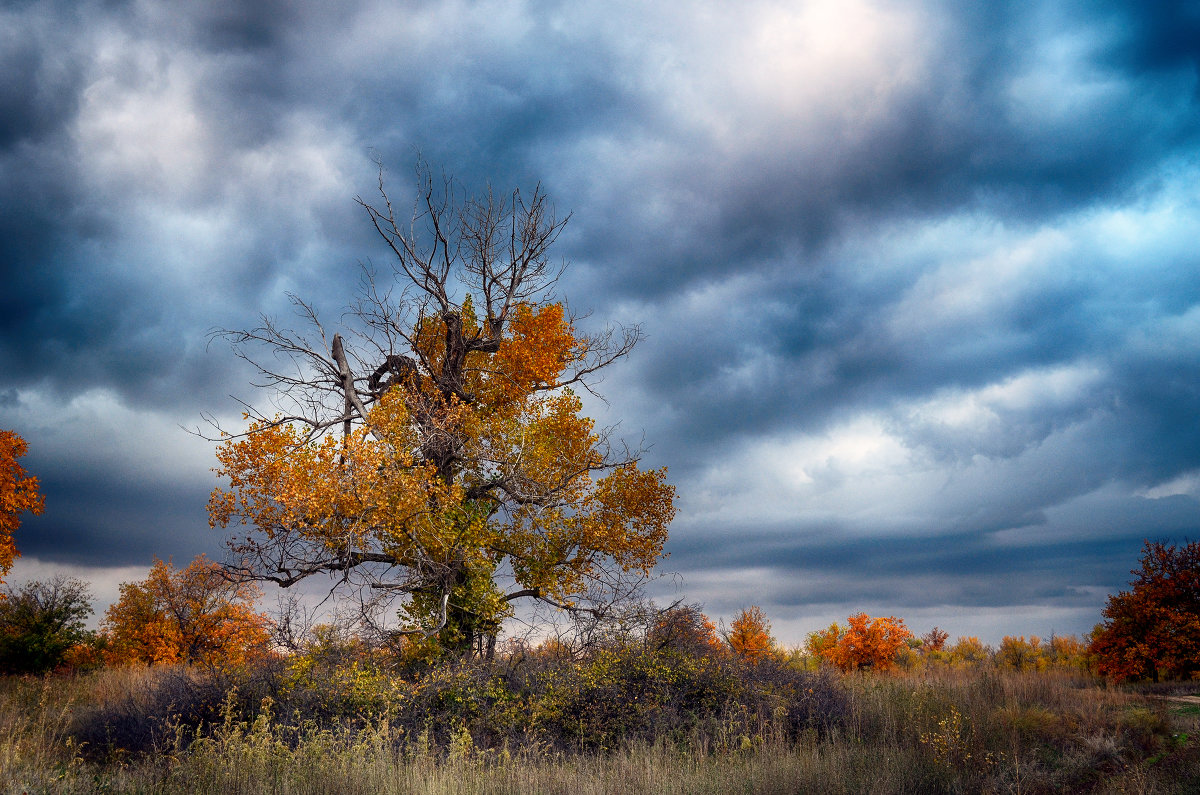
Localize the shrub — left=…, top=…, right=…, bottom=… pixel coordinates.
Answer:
left=0, top=576, right=95, bottom=675
left=996, top=635, right=1046, bottom=672
left=525, top=642, right=847, bottom=752
left=948, top=636, right=991, bottom=668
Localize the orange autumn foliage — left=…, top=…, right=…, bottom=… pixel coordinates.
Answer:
left=102, top=555, right=271, bottom=668
left=208, top=177, right=676, bottom=657
left=816, top=613, right=913, bottom=672
left=0, top=430, right=44, bottom=588
left=807, top=622, right=842, bottom=661
left=727, top=606, right=775, bottom=661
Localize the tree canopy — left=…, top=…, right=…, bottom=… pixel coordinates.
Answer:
left=0, top=430, right=44, bottom=587
left=727, top=606, right=774, bottom=661
left=208, top=164, right=676, bottom=657
left=102, top=556, right=271, bottom=668
left=647, top=603, right=723, bottom=657
left=0, top=576, right=94, bottom=675
left=1090, top=540, right=1200, bottom=682
left=810, top=613, right=912, bottom=672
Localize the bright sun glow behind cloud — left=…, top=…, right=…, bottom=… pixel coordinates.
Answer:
left=737, top=0, right=928, bottom=114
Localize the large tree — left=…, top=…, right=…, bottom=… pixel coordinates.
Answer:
left=1090, top=540, right=1200, bottom=682
left=207, top=164, right=675, bottom=657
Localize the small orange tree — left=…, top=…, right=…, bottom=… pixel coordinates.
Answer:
left=0, top=430, right=44, bottom=588
left=1090, top=540, right=1200, bottom=682
left=807, top=622, right=842, bottom=661
left=816, top=613, right=912, bottom=672
left=102, top=555, right=271, bottom=668
left=727, top=605, right=775, bottom=661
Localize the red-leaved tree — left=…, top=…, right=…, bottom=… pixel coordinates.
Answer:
left=1090, top=540, right=1200, bottom=682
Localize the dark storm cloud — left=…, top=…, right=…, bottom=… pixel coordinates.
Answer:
left=0, top=0, right=635, bottom=409
left=3, top=0, right=1200, bottom=639
left=0, top=5, right=92, bottom=358
left=1097, top=0, right=1200, bottom=72
left=16, top=470, right=212, bottom=567
left=672, top=494, right=1196, bottom=586
left=6, top=0, right=1193, bottom=410
left=629, top=195, right=1200, bottom=484
left=555, top=0, right=1200, bottom=301
left=0, top=20, right=84, bottom=148
left=662, top=488, right=1200, bottom=615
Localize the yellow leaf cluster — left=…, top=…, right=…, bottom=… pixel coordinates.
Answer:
left=486, top=303, right=583, bottom=403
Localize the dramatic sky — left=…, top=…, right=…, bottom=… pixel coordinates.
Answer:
left=3, top=0, right=1200, bottom=644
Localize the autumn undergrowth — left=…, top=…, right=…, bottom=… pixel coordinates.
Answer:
left=3, top=655, right=1198, bottom=794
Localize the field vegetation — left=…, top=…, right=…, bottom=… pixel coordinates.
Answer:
left=2, top=614, right=1198, bottom=795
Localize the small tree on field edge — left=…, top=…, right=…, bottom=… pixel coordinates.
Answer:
left=102, top=555, right=271, bottom=668
left=1090, top=539, right=1200, bottom=682
left=0, top=576, right=95, bottom=674
left=727, top=606, right=774, bottom=661
left=0, top=430, right=44, bottom=589
left=814, top=613, right=912, bottom=672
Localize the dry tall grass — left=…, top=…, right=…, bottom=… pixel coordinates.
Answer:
left=2, top=663, right=1197, bottom=794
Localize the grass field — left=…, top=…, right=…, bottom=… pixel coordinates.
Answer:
left=3, top=653, right=1198, bottom=794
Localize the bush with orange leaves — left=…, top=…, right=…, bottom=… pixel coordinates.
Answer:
left=726, top=605, right=775, bottom=661
left=102, top=555, right=271, bottom=669
left=812, top=613, right=913, bottom=672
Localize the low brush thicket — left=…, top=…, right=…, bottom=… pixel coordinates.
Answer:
left=3, top=638, right=1199, bottom=794
left=65, top=641, right=847, bottom=761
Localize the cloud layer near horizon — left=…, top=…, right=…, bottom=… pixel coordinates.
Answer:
left=3, top=0, right=1199, bottom=641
